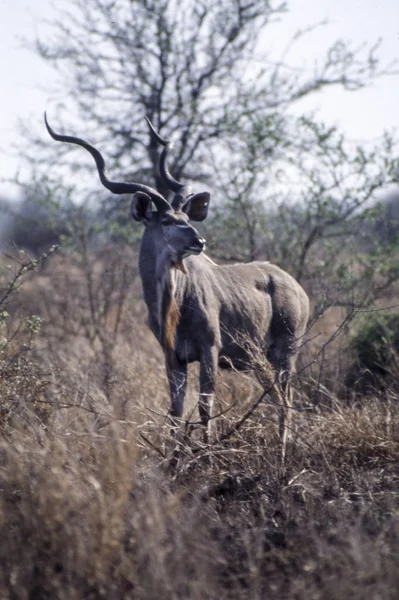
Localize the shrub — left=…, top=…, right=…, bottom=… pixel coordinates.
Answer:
left=349, top=312, right=399, bottom=382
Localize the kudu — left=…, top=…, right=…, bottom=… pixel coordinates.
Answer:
left=45, top=113, right=309, bottom=455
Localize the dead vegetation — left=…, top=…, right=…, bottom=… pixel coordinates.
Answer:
left=0, top=247, right=398, bottom=599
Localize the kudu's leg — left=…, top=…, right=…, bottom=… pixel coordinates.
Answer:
left=269, top=336, right=297, bottom=464
left=166, top=361, right=188, bottom=431
left=199, top=348, right=218, bottom=443
left=165, top=361, right=188, bottom=469
left=277, top=375, right=293, bottom=464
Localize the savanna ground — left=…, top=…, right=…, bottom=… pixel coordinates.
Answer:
left=0, top=246, right=398, bottom=599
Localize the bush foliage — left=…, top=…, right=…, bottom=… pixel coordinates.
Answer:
left=350, top=312, right=399, bottom=376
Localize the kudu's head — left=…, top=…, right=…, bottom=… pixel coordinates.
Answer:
left=44, top=113, right=210, bottom=266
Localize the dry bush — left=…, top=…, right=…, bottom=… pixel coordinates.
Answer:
left=1, top=387, right=398, bottom=599
left=1, top=246, right=399, bottom=599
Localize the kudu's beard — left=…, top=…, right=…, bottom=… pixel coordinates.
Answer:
left=165, top=244, right=195, bottom=274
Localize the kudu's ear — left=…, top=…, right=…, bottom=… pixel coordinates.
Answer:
left=182, top=192, right=210, bottom=222
left=131, top=192, right=152, bottom=222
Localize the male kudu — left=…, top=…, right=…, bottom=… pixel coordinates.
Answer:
left=45, top=114, right=309, bottom=456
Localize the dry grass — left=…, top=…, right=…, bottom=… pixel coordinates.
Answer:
left=0, top=248, right=398, bottom=599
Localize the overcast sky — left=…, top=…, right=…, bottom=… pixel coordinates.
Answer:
left=1, top=0, right=398, bottom=199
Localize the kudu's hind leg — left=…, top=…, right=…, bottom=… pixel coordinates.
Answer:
left=277, top=376, right=293, bottom=464
left=268, top=336, right=297, bottom=464
left=198, top=348, right=218, bottom=443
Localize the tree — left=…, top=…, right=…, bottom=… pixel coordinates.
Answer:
left=25, top=1, right=393, bottom=196
left=201, top=112, right=399, bottom=312
left=0, top=188, right=68, bottom=254
left=19, top=0, right=399, bottom=315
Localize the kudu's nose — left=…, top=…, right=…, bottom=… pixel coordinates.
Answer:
left=196, top=237, right=206, bottom=249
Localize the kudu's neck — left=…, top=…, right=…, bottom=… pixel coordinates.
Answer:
left=157, top=253, right=180, bottom=366
left=139, top=231, right=188, bottom=365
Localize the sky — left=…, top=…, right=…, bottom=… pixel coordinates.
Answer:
left=1, top=0, right=398, bottom=200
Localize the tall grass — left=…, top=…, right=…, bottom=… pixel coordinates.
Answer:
left=0, top=248, right=398, bottom=599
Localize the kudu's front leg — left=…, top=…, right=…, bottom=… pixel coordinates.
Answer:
left=199, top=348, right=218, bottom=443
left=165, top=361, right=188, bottom=470
left=166, top=361, right=187, bottom=431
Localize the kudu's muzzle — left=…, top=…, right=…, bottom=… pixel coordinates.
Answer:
left=188, top=235, right=206, bottom=254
